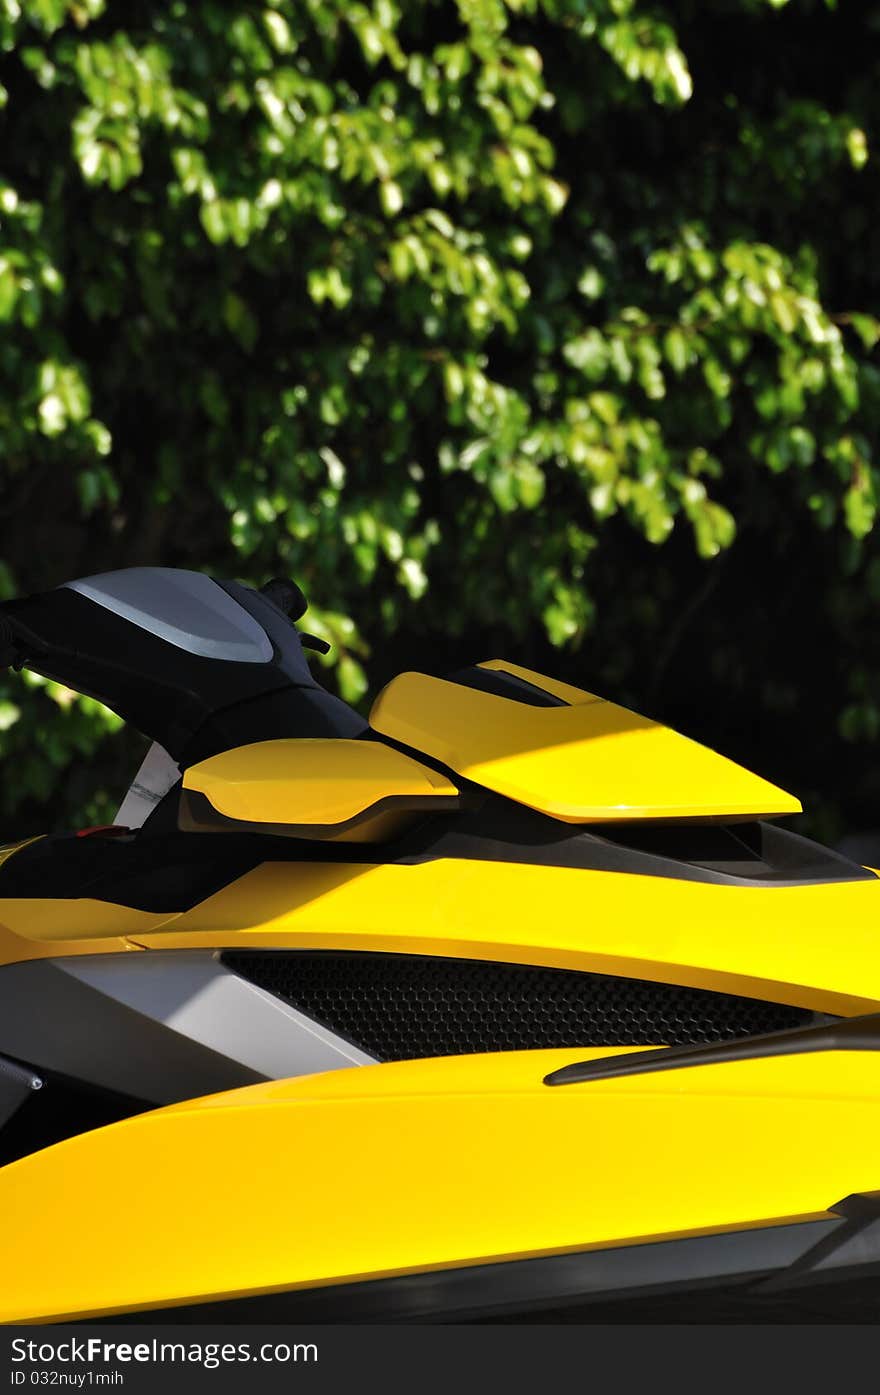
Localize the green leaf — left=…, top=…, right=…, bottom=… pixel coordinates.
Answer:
left=849, top=314, right=880, bottom=351
left=847, top=127, right=868, bottom=169
left=663, top=328, right=689, bottom=375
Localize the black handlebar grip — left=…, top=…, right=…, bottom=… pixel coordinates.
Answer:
left=259, top=577, right=308, bottom=621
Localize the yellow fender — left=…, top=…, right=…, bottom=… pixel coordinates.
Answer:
left=2, top=1045, right=880, bottom=1323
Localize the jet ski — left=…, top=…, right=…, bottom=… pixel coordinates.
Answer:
left=1, top=565, right=880, bottom=1325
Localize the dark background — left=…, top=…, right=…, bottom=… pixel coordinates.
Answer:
left=0, top=0, right=878, bottom=844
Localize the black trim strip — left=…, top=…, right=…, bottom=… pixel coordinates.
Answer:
left=1, top=799, right=870, bottom=917
left=753, top=1191, right=880, bottom=1294
left=394, top=805, right=875, bottom=887
left=84, top=1198, right=880, bottom=1324
left=544, top=1011, right=880, bottom=1086
left=447, top=666, right=569, bottom=708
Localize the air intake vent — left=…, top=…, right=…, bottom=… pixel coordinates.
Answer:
left=222, top=952, right=814, bottom=1061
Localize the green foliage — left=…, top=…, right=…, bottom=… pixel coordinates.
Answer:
left=0, top=0, right=878, bottom=834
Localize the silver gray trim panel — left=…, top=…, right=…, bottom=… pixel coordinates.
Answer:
left=0, top=953, right=374, bottom=1105
left=60, top=952, right=374, bottom=1079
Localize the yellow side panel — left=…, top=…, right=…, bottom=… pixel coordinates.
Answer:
left=0, top=836, right=170, bottom=963
left=369, top=668, right=801, bottom=822
left=0, top=925, right=141, bottom=967
left=133, top=857, right=880, bottom=1018
left=2, top=1047, right=880, bottom=1322
left=0, top=900, right=178, bottom=967
left=184, top=737, right=457, bottom=826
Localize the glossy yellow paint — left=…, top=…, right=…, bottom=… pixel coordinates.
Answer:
left=0, top=837, right=160, bottom=964
left=184, top=738, right=457, bottom=828
left=131, top=855, right=880, bottom=1018
left=2, top=1046, right=879, bottom=1323
left=0, top=925, right=142, bottom=968
left=370, top=667, right=801, bottom=822
left=0, top=900, right=176, bottom=967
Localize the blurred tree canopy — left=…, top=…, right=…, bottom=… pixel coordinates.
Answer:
left=0, top=0, right=878, bottom=840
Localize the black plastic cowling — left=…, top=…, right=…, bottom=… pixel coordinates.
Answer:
left=0, top=568, right=366, bottom=765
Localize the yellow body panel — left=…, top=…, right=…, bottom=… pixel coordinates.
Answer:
left=184, top=737, right=457, bottom=827
left=0, top=837, right=151, bottom=965
left=130, top=857, right=880, bottom=1018
left=369, top=668, right=801, bottom=822
left=0, top=899, right=175, bottom=965
left=0, top=925, right=141, bottom=966
left=134, top=853, right=880, bottom=1021
left=2, top=1047, right=880, bottom=1322
left=1, top=827, right=877, bottom=1016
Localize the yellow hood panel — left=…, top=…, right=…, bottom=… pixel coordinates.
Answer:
left=2, top=1046, right=879, bottom=1322
left=369, top=663, right=801, bottom=823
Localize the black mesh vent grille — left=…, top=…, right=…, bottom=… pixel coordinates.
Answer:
left=222, top=951, right=814, bottom=1061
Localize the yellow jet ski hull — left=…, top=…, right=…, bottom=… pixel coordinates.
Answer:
left=1, top=567, right=879, bottom=1325
left=3, top=1042, right=880, bottom=1323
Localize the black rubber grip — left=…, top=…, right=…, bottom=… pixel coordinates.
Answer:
left=259, top=578, right=308, bottom=621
